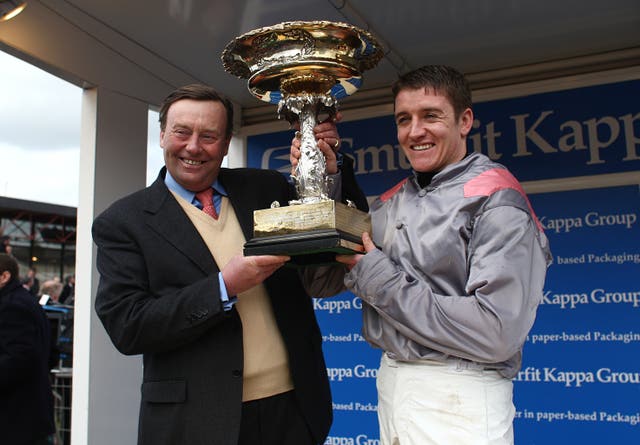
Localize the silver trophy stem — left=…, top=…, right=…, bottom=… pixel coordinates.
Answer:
left=282, top=93, right=336, bottom=204
left=296, top=102, right=327, bottom=203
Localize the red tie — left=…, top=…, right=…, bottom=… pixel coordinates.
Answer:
left=195, top=188, right=218, bottom=219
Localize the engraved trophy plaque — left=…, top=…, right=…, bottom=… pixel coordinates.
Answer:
left=222, top=21, right=382, bottom=264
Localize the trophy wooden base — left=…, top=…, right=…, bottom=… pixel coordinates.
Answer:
left=244, top=229, right=364, bottom=266
left=244, top=200, right=369, bottom=266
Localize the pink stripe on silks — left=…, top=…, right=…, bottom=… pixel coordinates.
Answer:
left=463, top=168, right=544, bottom=232
left=380, top=178, right=408, bottom=202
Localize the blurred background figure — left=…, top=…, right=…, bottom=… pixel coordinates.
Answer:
left=22, top=266, right=40, bottom=298
left=40, top=280, right=64, bottom=306
left=1, top=235, right=12, bottom=256
left=60, top=275, right=75, bottom=306
left=0, top=253, right=56, bottom=445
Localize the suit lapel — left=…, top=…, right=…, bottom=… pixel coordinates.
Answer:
left=143, top=171, right=217, bottom=274
left=219, top=169, right=255, bottom=240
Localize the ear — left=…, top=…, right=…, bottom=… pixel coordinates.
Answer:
left=459, top=108, right=474, bottom=137
left=159, top=130, right=166, bottom=149
left=0, top=270, right=10, bottom=286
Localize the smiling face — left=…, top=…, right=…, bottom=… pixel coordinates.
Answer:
left=160, top=99, right=230, bottom=192
left=394, top=87, right=473, bottom=173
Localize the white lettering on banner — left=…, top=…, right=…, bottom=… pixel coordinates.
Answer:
left=354, top=364, right=377, bottom=378
left=313, top=297, right=363, bottom=314
left=535, top=411, right=568, bottom=422
left=597, top=368, right=640, bottom=384
left=530, top=331, right=592, bottom=344
left=514, top=367, right=640, bottom=387
left=540, top=288, right=640, bottom=309
left=556, top=252, right=640, bottom=265
left=313, top=298, right=351, bottom=314
left=591, top=288, right=640, bottom=307
left=325, top=435, right=380, bottom=445
left=508, top=111, right=640, bottom=165
left=353, top=144, right=400, bottom=174
left=326, top=365, right=378, bottom=381
left=327, top=367, right=352, bottom=381
left=332, top=401, right=378, bottom=412
left=542, top=368, right=595, bottom=387
left=539, top=216, right=583, bottom=233
left=511, top=111, right=559, bottom=156
left=322, top=332, right=367, bottom=343
left=556, top=254, right=587, bottom=264
left=322, top=333, right=353, bottom=342
left=585, top=211, right=637, bottom=228
left=528, top=331, right=640, bottom=344
left=534, top=411, right=599, bottom=423
left=523, top=410, right=640, bottom=426
left=541, top=290, right=588, bottom=309
left=593, top=331, right=640, bottom=343
left=599, top=411, right=640, bottom=426
left=332, top=402, right=354, bottom=410
left=516, top=367, right=541, bottom=382
left=354, top=332, right=366, bottom=342
left=325, top=437, right=354, bottom=445
left=539, top=211, right=637, bottom=233
left=355, top=402, right=378, bottom=412
left=469, top=120, right=503, bottom=160
left=587, top=252, right=640, bottom=264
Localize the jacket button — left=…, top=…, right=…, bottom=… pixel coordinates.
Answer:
left=232, top=370, right=242, bottom=377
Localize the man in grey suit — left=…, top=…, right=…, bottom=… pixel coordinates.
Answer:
left=93, top=84, right=367, bottom=445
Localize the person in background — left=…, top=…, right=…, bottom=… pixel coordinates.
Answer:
left=0, top=253, right=55, bottom=445
left=40, top=280, right=64, bottom=305
left=60, top=275, right=75, bottom=305
left=22, top=266, right=40, bottom=297
left=1, top=235, right=11, bottom=255
left=93, top=84, right=367, bottom=445
left=328, top=65, right=552, bottom=444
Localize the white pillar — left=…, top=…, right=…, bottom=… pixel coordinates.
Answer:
left=72, top=87, right=148, bottom=445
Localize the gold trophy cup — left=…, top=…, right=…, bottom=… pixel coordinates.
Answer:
left=222, top=21, right=382, bottom=264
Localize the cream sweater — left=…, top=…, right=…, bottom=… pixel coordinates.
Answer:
left=173, top=192, right=293, bottom=401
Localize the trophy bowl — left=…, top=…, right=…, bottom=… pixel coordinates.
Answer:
left=222, top=20, right=382, bottom=105
left=222, top=21, right=382, bottom=265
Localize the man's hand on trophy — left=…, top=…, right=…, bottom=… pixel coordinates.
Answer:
left=290, top=112, right=343, bottom=175
left=221, top=254, right=290, bottom=296
left=335, top=232, right=377, bottom=271
left=314, top=111, right=343, bottom=153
